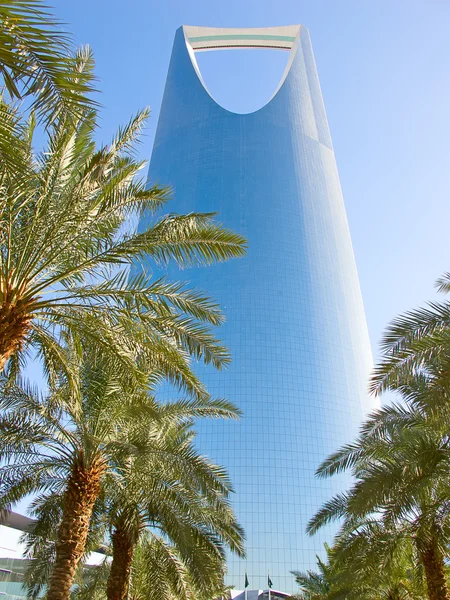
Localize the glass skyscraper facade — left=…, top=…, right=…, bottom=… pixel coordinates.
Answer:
left=138, top=25, right=378, bottom=593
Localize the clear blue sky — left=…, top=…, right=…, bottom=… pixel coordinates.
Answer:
left=51, top=0, right=450, bottom=362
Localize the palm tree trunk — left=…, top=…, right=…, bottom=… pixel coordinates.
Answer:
left=0, top=297, right=33, bottom=371
left=419, top=538, right=450, bottom=600
left=106, top=519, right=136, bottom=600
left=47, top=456, right=105, bottom=600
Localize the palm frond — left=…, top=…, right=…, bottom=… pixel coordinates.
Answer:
left=0, top=1, right=97, bottom=124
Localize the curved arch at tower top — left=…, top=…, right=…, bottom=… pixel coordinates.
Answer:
left=183, top=25, right=302, bottom=115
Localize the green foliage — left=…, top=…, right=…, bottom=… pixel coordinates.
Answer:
left=0, top=346, right=242, bottom=598
left=292, top=546, right=339, bottom=600
left=293, top=533, right=428, bottom=600
left=72, top=532, right=232, bottom=600
left=0, top=79, right=246, bottom=391
left=333, top=521, right=427, bottom=600
left=370, top=272, right=450, bottom=397
left=0, top=0, right=97, bottom=124
left=307, top=310, right=450, bottom=600
left=0, top=346, right=240, bottom=516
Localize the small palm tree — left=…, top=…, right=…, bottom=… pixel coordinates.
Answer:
left=0, top=348, right=240, bottom=600
left=128, top=532, right=223, bottom=600
left=0, top=92, right=246, bottom=386
left=293, top=534, right=426, bottom=600
left=292, top=547, right=336, bottom=600
left=307, top=371, right=450, bottom=600
left=71, top=530, right=232, bottom=600
left=127, top=531, right=233, bottom=600
left=103, top=417, right=244, bottom=600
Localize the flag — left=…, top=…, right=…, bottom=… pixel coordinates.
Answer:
left=268, top=573, right=273, bottom=589
left=245, top=572, right=249, bottom=589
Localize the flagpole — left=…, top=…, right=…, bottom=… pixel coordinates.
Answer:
left=268, top=571, right=271, bottom=600
left=245, top=571, right=247, bottom=600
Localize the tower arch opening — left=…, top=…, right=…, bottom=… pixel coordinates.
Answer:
left=183, top=25, right=300, bottom=115
left=195, top=48, right=290, bottom=115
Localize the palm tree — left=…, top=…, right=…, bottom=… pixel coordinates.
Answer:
left=292, top=533, right=426, bottom=600
left=0, top=0, right=97, bottom=125
left=103, top=417, right=244, bottom=600
left=71, top=529, right=232, bottom=600
left=127, top=531, right=227, bottom=600
left=0, top=348, right=240, bottom=600
left=21, top=413, right=244, bottom=600
left=307, top=374, right=450, bottom=600
left=123, top=530, right=234, bottom=600
left=292, top=546, right=337, bottom=600
left=0, top=91, right=246, bottom=385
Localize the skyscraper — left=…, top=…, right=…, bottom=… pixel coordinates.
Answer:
left=138, top=25, right=377, bottom=593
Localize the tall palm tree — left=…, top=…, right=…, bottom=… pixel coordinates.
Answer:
left=0, top=91, right=246, bottom=386
left=307, top=373, right=450, bottom=600
left=0, top=349, right=240, bottom=600
left=0, top=0, right=97, bottom=125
